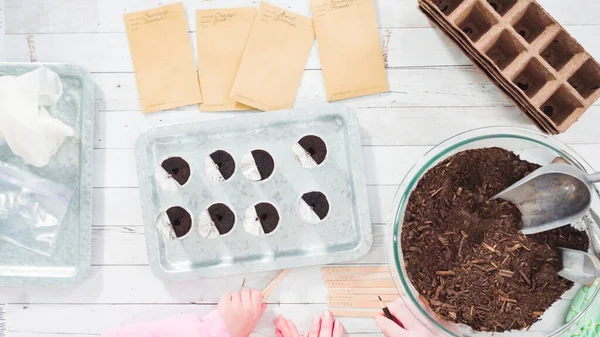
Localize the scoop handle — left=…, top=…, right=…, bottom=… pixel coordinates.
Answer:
left=588, top=172, right=600, bottom=183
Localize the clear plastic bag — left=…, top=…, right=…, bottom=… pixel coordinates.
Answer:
left=0, top=161, right=73, bottom=256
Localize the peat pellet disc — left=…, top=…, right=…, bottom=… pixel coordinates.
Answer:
left=160, top=157, right=191, bottom=186
left=155, top=157, right=191, bottom=190
left=241, top=150, right=275, bottom=181
left=205, top=150, right=235, bottom=182
left=198, top=203, right=236, bottom=238
left=244, top=202, right=280, bottom=235
left=156, top=206, right=193, bottom=240
left=293, top=135, right=327, bottom=169
left=297, top=191, right=330, bottom=223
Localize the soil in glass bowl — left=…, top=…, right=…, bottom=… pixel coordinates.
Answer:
left=401, top=147, right=589, bottom=332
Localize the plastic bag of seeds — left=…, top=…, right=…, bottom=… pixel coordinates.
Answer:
left=0, top=161, right=73, bottom=256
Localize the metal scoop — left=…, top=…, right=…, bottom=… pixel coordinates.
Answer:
left=493, top=163, right=600, bottom=284
left=559, top=248, right=600, bottom=284
left=493, top=163, right=600, bottom=235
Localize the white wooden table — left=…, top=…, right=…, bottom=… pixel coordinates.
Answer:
left=2, top=0, right=600, bottom=336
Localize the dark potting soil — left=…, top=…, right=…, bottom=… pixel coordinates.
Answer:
left=401, top=148, right=589, bottom=332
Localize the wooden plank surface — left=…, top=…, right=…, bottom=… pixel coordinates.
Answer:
left=6, top=0, right=600, bottom=33
left=2, top=0, right=600, bottom=335
left=5, top=26, right=600, bottom=71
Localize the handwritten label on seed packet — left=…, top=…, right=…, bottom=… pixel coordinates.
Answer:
left=197, top=7, right=256, bottom=111
left=230, top=2, right=314, bottom=111
left=124, top=3, right=202, bottom=113
left=311, top=0, right=388, bottom=101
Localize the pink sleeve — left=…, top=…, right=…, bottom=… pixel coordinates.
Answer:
left=102, top=310, right=231, bottom=337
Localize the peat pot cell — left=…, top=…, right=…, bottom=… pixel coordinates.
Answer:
left=198, top=203, right=236, bottom=238
left=244, top=202, right=280, bottom=236
left=541, top=86, right=583, bottom=125
left=158, top=206, right=193, bottom=240
left=568, top=59, right=600, bottom=99
left=297, top=191, right=330, bottom=224
left=486, top=0, right=517, bottom=16
left=512, top=3, right=554, bottom=44
left=205, top=150, right=236, bottom=182
left=485, top=30, right=525, bottom=70
left=293, top=135, right=327, bottom=169
left=512, top=58, right=554, bottom=98
left=161, top=157, right=191, bottom=186
left=241, top=149, right=275, bottom=181
left=432, top=0, right=464, bottom=15
left=541, top=31, right=583, bottom=72
left=456, top=2, right=498, bottom=43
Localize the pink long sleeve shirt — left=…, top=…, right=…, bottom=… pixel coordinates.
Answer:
left=102, top=310, right=231, bottom=337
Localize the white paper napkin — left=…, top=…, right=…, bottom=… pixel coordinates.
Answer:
left=0, top=67, right=74, bottom=167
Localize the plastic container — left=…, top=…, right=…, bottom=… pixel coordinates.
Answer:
left=387, top=127, right=600, bottom=336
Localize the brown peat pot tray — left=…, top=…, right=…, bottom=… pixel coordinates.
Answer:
left=419, top=0, right=600, bottom=134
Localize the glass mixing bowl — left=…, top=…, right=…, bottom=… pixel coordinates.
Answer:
left=387, top=127, right=600, bottom=336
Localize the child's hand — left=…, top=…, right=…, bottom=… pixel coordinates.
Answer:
left=276, top=311, right=344, bottom=337
left=218, top=288, right=267, bottom=337
left=375, top=299, right=437, bottom=337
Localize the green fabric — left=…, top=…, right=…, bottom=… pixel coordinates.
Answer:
left=565, top=279, right=600, bottom=337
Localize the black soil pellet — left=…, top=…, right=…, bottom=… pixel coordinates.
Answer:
left=543, top=105, right=554, bottom=116
left=161, top=157, right=191, bottom=186
left=302, top=192, right=330, bottom=220
left=298, top=135, right=327, bottom=165
left=208, top=203, right=235, bottom=235
left=210, top=150, right=235, bottom=180
left=252, top=150, right=275, bottom=180
left=166, top=206, right=192, bottom=238
left=255, top=202, right=280, bottom=234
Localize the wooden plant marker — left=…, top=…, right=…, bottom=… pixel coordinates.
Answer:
left=327, top=294, right=398, bottom=302
left=325, top=279, right=396, bottom=288
left=327, top=288, right=399, bottom=295
left=321, top=266, right=391, bottom=274
left=262, top=269, right=290, bottom=300
left=322, top=273, right=393, bottom=281
left=323, top=265, right=401, bottom=318
left=330, top=310, right=381, bottom=318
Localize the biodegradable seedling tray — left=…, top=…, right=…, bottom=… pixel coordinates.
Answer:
left=135, top=105, right=373, bottom=281
left=419, top=0, right=600, bottom=134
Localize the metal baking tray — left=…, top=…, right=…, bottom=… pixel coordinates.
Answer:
left=0, top=63, right=94, bottom=286
left=135, top=105, right=372, bottom=281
